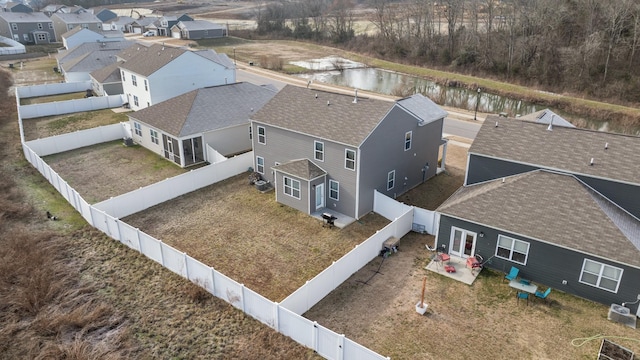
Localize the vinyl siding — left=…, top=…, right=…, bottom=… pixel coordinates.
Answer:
left=251, top=122, right=358, bottom=218
left=437, top=215, right=640, bottom=313
left=577, top=176, right=640, bottom=219
left=202, top=124, right=251, bottom=157
left=274, top=172, right=309, bottom=213
left=466, top=154, right=538, bottom=185
left=359, top=106, right=443, bottom=218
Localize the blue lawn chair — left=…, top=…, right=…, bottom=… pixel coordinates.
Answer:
left=535, top=288, right=552, bottom=303
left=505, top=266, right=519, bottom=282
left=517, top=291, right=529, bottom=305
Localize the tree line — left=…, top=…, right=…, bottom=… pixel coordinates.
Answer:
left=251, top=0, right=640, bottom=105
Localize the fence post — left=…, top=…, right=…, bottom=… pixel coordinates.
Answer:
left=158, top=239, right=165, bottom=266
left=338, top=334, right=345, bottom=360
left=273, top=302, right=280, bottom=332
left=210, top=266, right=216, bottom=296
left=183, top=252, right=189, bottom=279
left=135, top=228, right=142, bottom=253
left=240, top=284, right=246, bottom=313
left=312, top=321, right=319, bottom=353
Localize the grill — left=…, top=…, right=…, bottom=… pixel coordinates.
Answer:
left=322, top=213, right=337, bottom=228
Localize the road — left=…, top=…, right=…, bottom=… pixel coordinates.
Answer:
left=236, top=63, right=482, bottom=141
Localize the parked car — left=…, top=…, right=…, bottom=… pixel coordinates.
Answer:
left=143, top=31, right=155, bottom=37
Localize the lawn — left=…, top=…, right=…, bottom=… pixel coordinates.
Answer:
left=20, top=91, right=87, bottom=105
left=22, top=108, right=131, bottom=141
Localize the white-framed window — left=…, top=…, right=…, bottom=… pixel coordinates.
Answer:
left=134, top=122, right=142, bottom=136
left=345, top=149, right=355, bottom=170
left=248, top=126, right=252, bottom=139
left=329, top=180, right=339, bottom=200
left=257, top=126, right=266, bottom=144
left=150, top=129, right=159, bottom=144
left=256, top=156, right=264, bottom=174
left=131, top=74, right=137, bottom=86
left=36, top=33, right=47, bottom=41
left=495, top=235, right=530, bottom=265
left=81, top=23, right=88, bottom=29
left=38, top=23, right=43, bottom=30
left=144, top=79, right=148, bottom=91
left=23, top=34, right=28, bottom=41
left=133, top=95, right=139, bottom=107
left=580, top=259, right=623, bottom=293
left=48, top=23, right=53, bottom=29
left=404, top=131, right=412, bottom=151
left=314, top=141, right=324, bottom=161
left=387, top=170, right=395, bottom=190
left=11, top=23, right=18, bottom=30
left=283, top=176, right=300, bottom=199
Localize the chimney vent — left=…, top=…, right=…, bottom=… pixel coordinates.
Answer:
left=605, top=142, right=609, bottom=150
left=352, top=89, right=358, bottom=103
left=495, top=121, right=499, bottom=127
left=590, top=158, right=594, bottom=166
left=315, top=93, right=318, bottom=99
left=327, top=100, right=330, bottom=106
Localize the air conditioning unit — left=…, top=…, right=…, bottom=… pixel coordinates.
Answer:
left=607, top=304, right=636, bottom=329
left=255, top=180, right=268, bottom=191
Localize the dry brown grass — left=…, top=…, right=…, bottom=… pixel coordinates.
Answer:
left=22, top=109, right=131, bottom=141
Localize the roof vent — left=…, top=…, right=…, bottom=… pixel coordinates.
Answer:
left=495, top=121, right=499, bottom=127
left=307, top=80, right=311, bottom=89
left=352, top=89, right=358, bottom=104
left=547, top=115, right=554, bottom=131
left=327, top=100, right=330, bottom=106
left=605, top=142, right=609, bottom=150
left=590, top=158, right=594, bottom=166
left=315, top=93, right=318, bottom=99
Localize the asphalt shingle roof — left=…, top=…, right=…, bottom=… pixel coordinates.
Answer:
left=60, top=48, right=121, bottom=73
left=128, top=82, right=278, bottom=137
left=518, top=109, right=575, bottom=128
left=437, top=170, right=640, bottom=268
left=117, top=43, right=186, bottom=77
left=178, top=20, right=225, bottom=31
left=57, top=40, right=133, bottom=65
left=470, top=116, right=640, bottom=185
left=89, top=60, right=122, bottom=83
left=0, top=12, right=50, bottom=22
left=273, top=159, right=327, bottom=181
left=52, top=12, right=100, bottom=23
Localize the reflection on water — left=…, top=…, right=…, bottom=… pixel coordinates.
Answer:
left=296, top=68, right=538, bottom=116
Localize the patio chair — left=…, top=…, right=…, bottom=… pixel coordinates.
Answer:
left=535, top=288, right=552, bottom=303
left=517, top=291, right=529, bottom=305
left=504, top=266, right=519, bottom=282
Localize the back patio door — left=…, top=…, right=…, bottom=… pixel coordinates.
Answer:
left=315, top=183, right=325, bottom=210
left=449, top=227, right=477, bottom=258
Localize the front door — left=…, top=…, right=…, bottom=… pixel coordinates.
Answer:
left=449, top=227, right=477, bottom=258
left=315, top=183, right=325, bottom=210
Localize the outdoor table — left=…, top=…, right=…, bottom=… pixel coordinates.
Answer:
left=509, top=279, right=537, bottom=294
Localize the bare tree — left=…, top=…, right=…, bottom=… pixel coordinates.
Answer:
left=602, top=0, right=632, bottom=83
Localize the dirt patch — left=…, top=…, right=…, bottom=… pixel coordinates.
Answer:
left=123, top=173, right=389, bottom=302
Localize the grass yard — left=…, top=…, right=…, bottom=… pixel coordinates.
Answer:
left=20, top=91, right=88, bottom=105
left=22, top=108, right=131, bottom=141
left=123, top=174, right=390, bottom=302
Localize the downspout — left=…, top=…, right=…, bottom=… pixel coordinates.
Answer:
left=354, top=147, right=361, bottom=219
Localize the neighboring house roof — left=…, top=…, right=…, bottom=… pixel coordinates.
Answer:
left=57, top=40, right=133, bottom=65
left=252, top=85, right=445, bottom=147
left=131, top=16, right=157, bottom=26
left=89, top=60, right=122, bottom=83
left=437, top=170, right=640, bottom=268
left=519, top=108, right=575, bottom=128
left=0, top=11, right=51, bottom=23
left=177, top=19, right=225, bottom=31
left=107, top=16, right=135, bottom=26
left=61, top=27, right=123, bottom=40
left=61, top=48, right=121, bottom=73
left=60, top=25, right=84, bottom=38
left=93, top=8, right=117, bottom=22
left=397, top=94, right=448, bottom=126
left=129, top=82, right=278, bottom=137
left=470, top=116, right=640, bottom=185
left=273, top=159, right=327, bottom=181
left=52, top=12, right=100, bottom=23
left=194, top=49, right=234, bottom=68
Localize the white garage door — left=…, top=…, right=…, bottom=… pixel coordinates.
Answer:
left=171, top=30, right=181, bottom=39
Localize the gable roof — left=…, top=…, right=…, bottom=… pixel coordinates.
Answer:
left=89, top=60, right=122, bottom=83
left=57, top=40, right=133, bottom=65
left=470, top=116, right=640, bottom=186
left=117, top=43, right=186, bottom=77
left=437, top=170, right=640, bottom=268
left=51, top=12, right=100, bottom=23
left=128, top=82, right=278, bottom=137
left=0, top=11, right=51, bottom=23
left=273, top=159, right=327, bottom=181
left=131, top=16, right=158, bottom=26
left=397, top=94, right=448, bottom=126
left=251, top=85, right=395, bottom=147
left=61, top=48, right=121, bottom=73
left=177, top=20, right=225, bottom=31
left=518, top=109, right=575, bottom=128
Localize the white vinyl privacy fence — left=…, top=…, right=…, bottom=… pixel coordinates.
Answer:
left=20, top=94, right=126, bottom=119
left=20, top=126, right=391, bottom=360
left=0, top=36, right=25, bottom=55
left=16, top=81, right=91, bottom=98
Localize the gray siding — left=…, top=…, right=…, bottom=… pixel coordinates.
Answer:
left=251, top=122, right=358, bottom=218
left=0, top=20, right=54, bottom=44
left=185, top=28, right=225, bottom=39
left=578, top=176, right=640, bottom=219
left=359, top=107, right=443, bottom=218
left=437, top=215, right=640, bottom=313
left=467, top=154, right=538, bottom=185
left=274, top=172, right=309, bottom=214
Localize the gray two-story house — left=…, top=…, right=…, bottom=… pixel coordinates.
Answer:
left=435, top=115, right=640, bottom=314
left=50, top=12, right=101, bottom=41
left=0, top=12, right=54, bottom=44
left=251, top=85, right=448, bottom=221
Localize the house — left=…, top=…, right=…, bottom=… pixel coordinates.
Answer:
left=42, top=4, right=86, bottom=16
left=50, top=12, right=101, bottom=41
left=127, top=82, right=277, bottom=168
left=0, top=12, right=54, bottom=44
left=435, top=115, right=640, bottom=313
left=170, top=20, right=227, bottom=40
left=102, top=16, right=134, bottom=32
left=61, top=27, right=124, bottom=50
left=56, top=40, right=133, bottom=82
left=518, top=108, right=575, bottom=128
left=91, top=8, right=117, bottom=22
left=2, top=2, right=32, bottom=13
left=118, top=43, right=235, bottom=111
left=250, top=85, right=448, bottom=221
left=128, top=16, right=158, bottom=34
left=153, top=14, right=192, bottom=37
left=89, top=61, right=123, bottom=96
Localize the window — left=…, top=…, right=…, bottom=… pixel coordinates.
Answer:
left=48, top=23, right=53, bottom=29
left=144, top=79, right=148, bottom=91
left=404, top=131, right=412, bottom=151
left=38, top=23, right=43, bottom=30
left=256, top=156, right=264, bottom=174
left=81, top=23, right=88, bottom=29
left=23, top=34, right=29, bottom=41
left=133, top=95, right=139, bottom=107
left=329, top=180, right=339, bottom=200
left=36, top=33, right=47, bottom=41
left=580, top=259, right=623, bottom=293
left=150, top=129, right=159, bottom=144
left=248, top=126, right=252, bottom=139
left=387, top=170, right=395, bottom=190
left=68, top=25, right=73, bottom=30
left=283, top=176, right=300, bottom=199
left=11, top=23, right=18, bottom=30
left=257, top=126, right=266, bottom=144
left=131, top=74, right=137, bottom=86
left=495, top=235, right=530, bottom=265
left=314, top=141, right=324, bottom=161
left=345, top=149, right=355, bottom=170
left=134, top=122, right=142, bottom=136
